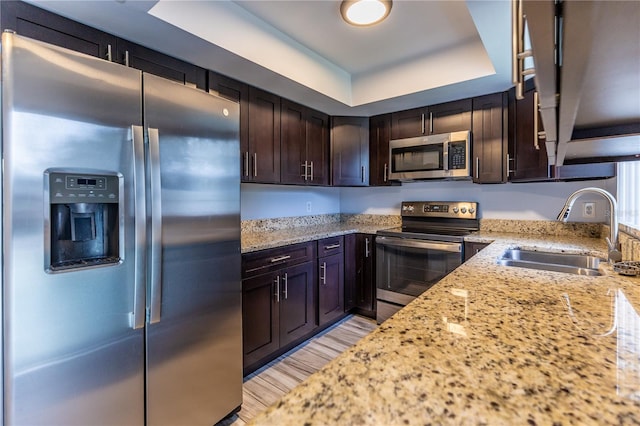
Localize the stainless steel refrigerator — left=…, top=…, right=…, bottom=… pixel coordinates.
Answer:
left=1, top=32, right=242, bottom=425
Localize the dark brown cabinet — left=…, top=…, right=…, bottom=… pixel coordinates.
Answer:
left=331, top=116, right=370, bottom=186
left=1, top=1, right=115, bottom=60
left=1, top=1, right=206, bottom=89
left=508, top=83, right=616, bottom=182
left=369, top=114, right=393, bottom=186
left=464, top=242, right=490, bottom=262
left=317, top=237, right=345, bottom=326
left=345, top=233, right=376, bottom=319
left=247, top=87, right=281, bottom=183
left=390, top=99, right=472, bottom=140
left=472, top=92, right=508, bottom=183
left=241, top=242, right=317, bottom=372
left=115, top=39, right=206, bottom=89
left=280, top=99, right=329, bottom=185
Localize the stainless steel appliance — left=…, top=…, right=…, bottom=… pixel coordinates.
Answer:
left=376, top=201, right=479, bottom=323
left=1, top=33, right=242, bottom=425
left=388, top=131, right=471, bottom=181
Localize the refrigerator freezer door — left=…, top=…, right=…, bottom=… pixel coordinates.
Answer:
left=143, top=73, right=242, bottom=426
left=1, top=34, right=145, bottom=424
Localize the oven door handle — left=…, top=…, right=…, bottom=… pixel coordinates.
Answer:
left=376, top=236, right=461, bottom=253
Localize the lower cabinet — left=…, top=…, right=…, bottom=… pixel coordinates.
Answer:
left=242, top=242, right=317, bottom=373
left=318, top=237, right=345, bottom=326
left=345, top=233, right=376, bottom=319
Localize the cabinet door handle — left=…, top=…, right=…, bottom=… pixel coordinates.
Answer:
left=533, top=91, right=540, bottom=150
left=320, top=262, right=326, bottom=285
left=283, top=273, right=288, bottom=300
left=365, top=237, right=370, bottom=258
left=124, top=50, right=130, bottom=67
left=324, top=243, right=341, bottom=250
left=274, top=276, right=280, bottom=303
left=106, top=44, right=113, bottom=62
left=384, top=163, right=388, bottom=182
left=506, top=154, right=515, bottom=176
left=429, top=112, right=433, bottom=134
left=244, top=152, right=250, bottom=177
left=309, top=161, right=314, bottom=181
left=475, top=157, right=480, bottom=180
left=270, top=255, right=291, bottom=263
left=253, top=153, right=258, bottom=177
left=421, top=113, right=425, bottom=134
left=301, top=161, right=308, bottom=180
left=361, top=165, right=366, bottom=183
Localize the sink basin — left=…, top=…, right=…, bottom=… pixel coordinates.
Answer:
left=497, top=249, right=602, bottom=276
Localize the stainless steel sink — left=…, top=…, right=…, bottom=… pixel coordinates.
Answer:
left=497, top=249, right=602, bottom=276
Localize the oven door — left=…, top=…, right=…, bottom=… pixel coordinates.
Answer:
left=375, top=236, right=462, bottom=316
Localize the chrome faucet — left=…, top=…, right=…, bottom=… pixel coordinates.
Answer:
left=557, top=187, right=622, bottom=263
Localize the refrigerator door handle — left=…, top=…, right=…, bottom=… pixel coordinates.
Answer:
left=148, top=127, right=163, bottom=324
left=131, top=125, right=147, bottom=329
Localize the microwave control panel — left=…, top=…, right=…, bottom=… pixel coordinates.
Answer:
left=448, top=141, right=467, bottom=170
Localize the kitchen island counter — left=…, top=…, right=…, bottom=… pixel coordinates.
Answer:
left=249, top=233, right=640, bottom=425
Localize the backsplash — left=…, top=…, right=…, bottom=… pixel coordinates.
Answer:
left=619, top=224, right=640, bottom=261
left=479, top=219, right=601, bottom=238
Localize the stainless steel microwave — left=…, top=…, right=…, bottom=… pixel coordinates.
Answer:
left=388, top=131, right=471, bottom=181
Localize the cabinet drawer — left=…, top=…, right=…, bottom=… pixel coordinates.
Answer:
left=317, top=236, right=344, bottom=257
left=242, top=241, right=316, bottom=279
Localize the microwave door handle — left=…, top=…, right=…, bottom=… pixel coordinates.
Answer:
left=443, top=142, right=449, bottom=171
left=376, top=237, right=461, bottom=253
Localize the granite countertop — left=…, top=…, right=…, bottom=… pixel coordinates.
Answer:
left=242, top=223, right=394, bottom=253
left=249, top=232, right=640, bottom=425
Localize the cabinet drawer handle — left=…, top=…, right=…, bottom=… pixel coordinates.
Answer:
left=274, top=276, right=280, bottom=303
left=283, top=273, right=288, bottom=300
left=320, top=262, right=326, bottom=285
left=270, top=255, right=291, bottom=263
left=324, top=243, right=341, bottom=250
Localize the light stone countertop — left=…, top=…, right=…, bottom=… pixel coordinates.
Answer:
left=241, top=223, right=394, bottom=253
left=249, top=232, right=640, bottom=425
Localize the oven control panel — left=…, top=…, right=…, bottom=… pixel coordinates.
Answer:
left=401, top=201, right=478, bottom=219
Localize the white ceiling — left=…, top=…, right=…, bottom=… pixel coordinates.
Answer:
left=28, top=0, right=513, bottom=116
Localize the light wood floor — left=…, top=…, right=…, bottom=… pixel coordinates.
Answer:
left=217, top=314, right=378, bottom=425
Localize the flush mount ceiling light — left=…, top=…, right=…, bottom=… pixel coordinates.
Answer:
left=340, top=0, right=392, bottom=27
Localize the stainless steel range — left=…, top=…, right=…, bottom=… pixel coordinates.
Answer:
left=375, top=201, right=479, bottom=323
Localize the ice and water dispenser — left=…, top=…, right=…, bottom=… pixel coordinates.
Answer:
left=46, top=171, right=122, bottom=272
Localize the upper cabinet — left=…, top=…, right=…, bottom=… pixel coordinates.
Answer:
left=369, top=114, right=393, bottom=186
left=1, top=1, right=207, bottom=88
left=247, top=88, right=281, bottom=184
left=390, top=99, right=472, bottom=140
left=520, top=0, right=640, bottom=165
left=331, top=117, right=369, bottom=186
left=472, top=92, right=508, bottom=184
left=281, top=99, right=329, bottom=186
left=1, top=1, right=115, bottom=60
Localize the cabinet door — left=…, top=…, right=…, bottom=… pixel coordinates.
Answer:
left=390, top=107, right=427, bottom=139
left=472, top=93, right=508, bottom=183
left=356, top=234, right=376, bottom=317
left=208, top=71, right=249, bottom=180
left=318, top=253, right=345, bottom=326
left=429, top=99, right=472, bottom=134
left=331, top=116, right=370, bottom=186
left=306, top=108, right=330, bottom=186
left=1, top=1, right=116, bottom=60
left=280, top=99, right=307, bottom=185
left=248, top=87, right=281, bottom=183
left=114, top=39, right=206, bottom=89
left=344, top=234, right=357, bottom=312
left=509, top=87, right=550, bottom=181
left=369, top=114, right=392, bottom=186
left=279, top=262, right=317, bottom=347
left=242, top=272, right=280, bottom=368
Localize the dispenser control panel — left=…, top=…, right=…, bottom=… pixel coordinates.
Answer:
left=48, top=172, right=119, bottom=204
